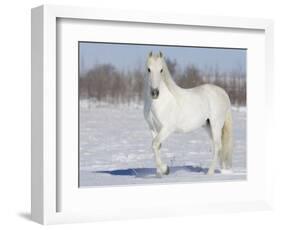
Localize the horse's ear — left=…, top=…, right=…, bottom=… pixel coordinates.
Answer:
left=148, top=51, right=153, bottom=57
left=159, top=51, right=163, bottom=58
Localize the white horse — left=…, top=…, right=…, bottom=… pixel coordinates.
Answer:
left=144, top=51, right=233, bottom=176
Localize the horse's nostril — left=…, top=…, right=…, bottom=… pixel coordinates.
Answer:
left=151, top=88, right=159, bottom=99
left=155, top=89, right=159, bottom=96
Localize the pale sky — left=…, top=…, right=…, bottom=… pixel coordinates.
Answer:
left=79, top=42, right=246, bottom=74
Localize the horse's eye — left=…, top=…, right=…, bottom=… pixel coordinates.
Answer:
left=160, top=68, right=163, bottom=73
left=147, top=68, right=151, bottom=73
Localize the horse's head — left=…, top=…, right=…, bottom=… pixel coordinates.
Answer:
left=146, top=51, right=165, bottom=99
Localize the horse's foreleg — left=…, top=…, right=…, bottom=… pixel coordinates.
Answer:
left=151, top=130, right=164, bottom=149
left=152, top=128, right=170, bottom=176
left=151, top=129, right=157, bottom=139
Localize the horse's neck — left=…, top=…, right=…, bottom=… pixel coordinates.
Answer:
left=162, top=61, right=182, bottom=98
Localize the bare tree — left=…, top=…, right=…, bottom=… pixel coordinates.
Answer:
left=79, top=63, right=246, bottom=106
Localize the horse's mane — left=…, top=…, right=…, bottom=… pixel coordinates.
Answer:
left=161, top=58, right=182, bottom=98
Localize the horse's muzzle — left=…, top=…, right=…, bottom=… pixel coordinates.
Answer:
left=151, top=88, right=159, bottom=99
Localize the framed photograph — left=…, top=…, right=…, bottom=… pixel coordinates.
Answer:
left=31, top=5, right=274, bottom=225
left=78, top=42, right=247, bottom=187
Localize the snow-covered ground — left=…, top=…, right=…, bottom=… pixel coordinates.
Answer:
left=79, top=100, right=247, bottom=187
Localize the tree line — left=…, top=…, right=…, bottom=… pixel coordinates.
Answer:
left=79, top=58, right=246, bottom=106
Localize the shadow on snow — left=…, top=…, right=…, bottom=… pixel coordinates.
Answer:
left=93, top=165, right=220, bottom=178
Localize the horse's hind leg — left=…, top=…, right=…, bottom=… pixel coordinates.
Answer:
left=207, top=123, right=222, bottom=175
left=152, top=128, right=171, bottom=176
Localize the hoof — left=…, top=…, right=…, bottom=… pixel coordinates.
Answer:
left=164, top=166, right=170, bottom=175
left=156, top=172, right=163, bottom=178
left=156, top=165, right=170, bottom=176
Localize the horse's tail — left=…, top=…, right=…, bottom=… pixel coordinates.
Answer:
left=220, top=109, right=233, bottom=169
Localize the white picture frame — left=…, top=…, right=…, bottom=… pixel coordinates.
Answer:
left=31, top=4, right=274, bottom=225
